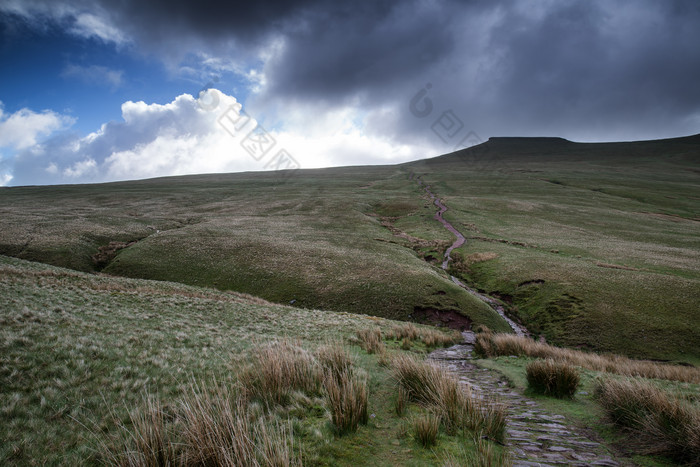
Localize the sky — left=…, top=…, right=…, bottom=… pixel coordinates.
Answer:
left=0, top=0, right=699, bottom=186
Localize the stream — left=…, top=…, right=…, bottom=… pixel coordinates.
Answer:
left=416, top=177, right=529, bottom=337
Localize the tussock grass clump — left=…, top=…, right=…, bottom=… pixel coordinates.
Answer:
left=316, top=341, right=354, bottom=382
left=526, top=359, right=580, bottom=398
left=241, top=340, right=322, bottom=405
left=100, top=395, right=177, bottom=467
left=478, top=403, right=508, bottom=445
left=475, top=332, right=700, bottom=384
left=441, top=437, right=512, bottom=467
left=594, top=378, right=700, bottom=464
left=323, top=371, right=369, bottom=436
left=357, top=327, right=385, bottom=354
left=390, top=354, right=506, bottom=442
left=179, top=383, right=294, bottom=466
left=395, top=386, right=408, bottom=416
left=314, top=342, right=369, bottom=436
left=421, top=328, right=461, bottom=348
left=388, top=322, right=420, bottom=341
left=101, top=383, right=298, bottom=467
left=387, top=322, right=461, bottom=348
left=413, top=413, right=440, bottom=447
left=390, top=353, right=450, bottom=406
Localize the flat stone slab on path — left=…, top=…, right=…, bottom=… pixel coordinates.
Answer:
left=429, top=338, right=622, bottom=466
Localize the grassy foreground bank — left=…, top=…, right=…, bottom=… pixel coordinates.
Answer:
left=0, top=255, right=505, bottom=465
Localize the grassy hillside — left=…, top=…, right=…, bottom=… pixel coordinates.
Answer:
left=1, top=255, right=494, bottom=465
left=1, top=134, right=698, bottom=362
left=408, top=135, right=700, bottom=363
left=0, top=167, right=510, bottom=332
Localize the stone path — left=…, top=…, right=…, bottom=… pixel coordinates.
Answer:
left=429, top=334, right=623, bottom=467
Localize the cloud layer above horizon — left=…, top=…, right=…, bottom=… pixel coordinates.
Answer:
left=1, top=0, right=700, bottom=185
left=6, top=91, right=424, bottom=185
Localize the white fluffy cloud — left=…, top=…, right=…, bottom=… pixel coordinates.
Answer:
left=9, top=90, right=429, bottom=186
left=0, top=103, right=74, bottom=150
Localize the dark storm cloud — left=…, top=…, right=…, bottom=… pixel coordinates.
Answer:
left=478, top=1, right=700, bottom=138
left=3, top=0, right=700, bottom=143
left=259, top=1, right=457, bottom=100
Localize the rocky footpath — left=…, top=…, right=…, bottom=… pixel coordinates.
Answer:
left=429, top=334, right=623, bottom=467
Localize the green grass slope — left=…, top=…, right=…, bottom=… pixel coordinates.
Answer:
left=0, top=255, right=495, bottom=465
left=0, top=167, right=510, bottom=332
left=407, top=134, right=700, bottom=363
left=1, top=133, right=698, bottom=361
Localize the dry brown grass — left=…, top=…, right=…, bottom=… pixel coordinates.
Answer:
left=240, top=340, right=322, bottom=406
left=388, top=323, right=420, bottom=341
left=413, top=413, right=440, bottom=447
left=475, top=331, right=700, bottom=384
left=357, top=327, right=385, bottom=354
left=421, top=328, right=462, bottom=348
left=315, top=341, right=354, bottom=382
left=466, top=252, right=499, bottom=264
left=100, top=395, right=178, bottom=467
left=386, top=323, right=461, bottom=348
left=314, top=342, right=369, bottom=436
left=101, top=382, right=298, bottom=467
left=448, top=251, right=499, bottom=276
left=395, top=386, right=408, bottom=416
left=526, top=359, right=580, bottom=398
left=441, top=437, right=512, bottom=467
left=595, top=377, right=700, bottom=464
left=323, top=371, right=369, bottom=436
left=181, top=387, right=297, bottom=466
left=390, top=354, right=506, bottom=442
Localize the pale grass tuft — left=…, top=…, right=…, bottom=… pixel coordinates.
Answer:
left=100, top=394, right=177, bottom=467
left=441, top=437, right=512, bottom=467
left=100, top=382, right=299, bottom=467
left=315, top=341, right=354, bottom=382
left=180, top=381, right=298, bottom=466
left=413, top=412, right=440, bottom=447
left=386, top=323, right=461, bottom=348
left=356, top=327, right=385, bottom=354
left=323, top=370, right=369, bottom=435
left=595, top=377, right=700, bottom=464
left=390, top=353, right=506, bottom=442
left=387, top=323, right=420, bottom=341
left=241, top=340, right=322, bottom=406
left=475, top=331, right=700, bottom=384
left=526, top=359, right=580, bottom=398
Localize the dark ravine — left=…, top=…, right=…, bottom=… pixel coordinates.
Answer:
left=415, top=176, right=529, bottom=337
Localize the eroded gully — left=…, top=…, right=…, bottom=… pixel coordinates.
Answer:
left=415, top=177, right=528, bottom=337
left=415, top=176, right=622, bottom=466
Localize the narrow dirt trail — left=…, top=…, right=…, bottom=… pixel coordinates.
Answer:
left=416, top=177, right=528, bottom=336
